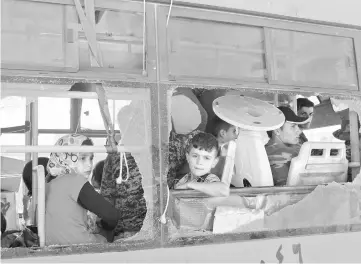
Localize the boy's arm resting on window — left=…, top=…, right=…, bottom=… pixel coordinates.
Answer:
left=187, top=181, right=230, bottom=197
left=77, top=182, right=121, bottom=230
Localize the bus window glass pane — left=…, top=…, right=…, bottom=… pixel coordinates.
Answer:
left=80, top=99, right=131, bottom=130
left=1, top=0, right=67, bottom=69
left=38, top=98, right=70, bottom=129
left=78, top=9, right=143, bottom=72
left=168, top=18, right=266, bottom=80
left=0, top=97, right=26, bottom=160
left=0, top=96, right=26, bottom=127
left=0, top=135, right=25, bottom=161
left=270, top=29, right=358, bottom=88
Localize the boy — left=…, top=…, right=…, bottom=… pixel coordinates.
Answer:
left=210, top=117, right=239, bottom=181
left=297, top=98, right=314, bottom=144
left=174, top=132, right=230, bottom=197
left=212, top=116, right=239, bottom=150
left=266, top=106, right=309, bottom=186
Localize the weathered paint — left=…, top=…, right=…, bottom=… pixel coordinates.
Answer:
left=3, top=231, right=361, bottom=263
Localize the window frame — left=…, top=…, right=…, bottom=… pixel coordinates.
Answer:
left=156, top=5, right=361, bottom=91
left=0, top=82, right=163, bottom=259
left=0, top=0, right=80, bottom=73
left=2, top=0, right=361, bottom=260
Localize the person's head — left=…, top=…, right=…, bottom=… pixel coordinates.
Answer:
left=333, top=108, right=361, bottom=141
left=186, top=132, right=219, bottom=177
left=297, top=98, right=314, bottom=129
left=272, top=106, right=309, bottom=145
left=22, top=157, right=50, bottom=196
left=47, top=134, right=94, bottom=178
left=91, top=160, right=105, bottom=190
left=212, top=116, right=239, bottom=144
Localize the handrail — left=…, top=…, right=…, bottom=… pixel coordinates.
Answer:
left=1, top=89, right=147, bottom=100
left=34, top=165, right=46, bottom=247
left=0, top=145, right=148, bottom=153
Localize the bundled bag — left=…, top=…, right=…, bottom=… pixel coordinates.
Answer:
left=100, top=152, right=147, bottom=236
left=1, top=226, right=39, bottom=248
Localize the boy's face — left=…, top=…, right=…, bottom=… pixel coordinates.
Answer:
left=297, top=106, right=314, bottom=129
left=186, top=147, right=219, bottom=177
left=75, top=152, right=94, bottom=178
left=219, top=126, right=239, bottom=144
left=276, top=122, right=302, bottom=145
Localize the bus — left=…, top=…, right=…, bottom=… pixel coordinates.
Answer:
left=1, top=0, right=361, bottom=262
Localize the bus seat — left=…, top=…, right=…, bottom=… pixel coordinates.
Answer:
left=287, top=142, right=348, bottom=186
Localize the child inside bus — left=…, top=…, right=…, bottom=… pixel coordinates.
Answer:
left=174, top=132, right=230, bottom=197
left=210, top=117, right=239, bottom=179
left=212, top=116, right=239, bottom=149
left=45, top=134, right=122, bottom=246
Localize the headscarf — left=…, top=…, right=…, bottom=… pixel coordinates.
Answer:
left=47, top=134, right=93, bottom=177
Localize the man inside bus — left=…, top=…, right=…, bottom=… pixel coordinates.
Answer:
left=266, top=106, right=309, bottom=186
left=297, top=98, right=315, bottom=144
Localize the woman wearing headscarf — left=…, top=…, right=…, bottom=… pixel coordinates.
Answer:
left=45, top=134, right=121, bottom=246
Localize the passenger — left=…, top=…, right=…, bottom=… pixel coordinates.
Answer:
left=45, top=134, right=121, bottom=246
left=87, top=160, right=105, bottom=234
left=297, top=98, right=315, bottom=144
left=265, top=106, right=309, bottom=186
left=210, top=116, right=239, bottom=179
left=22, top=157, right=51, bottom=224
left=1, top=212, right=6, bottom=234
left=91, top=160, right=105, bottom=191
left=211, top=116, right=239, bottom=148
left=333, top=109, right=361, bottom=181
left=174, top=132, right=229, bottom=197
left=22, top=157, right=50, bottom=197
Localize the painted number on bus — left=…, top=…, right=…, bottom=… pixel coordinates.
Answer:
left=260, top=243, right=303, bottom=264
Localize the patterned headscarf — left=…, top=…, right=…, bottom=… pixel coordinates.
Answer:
left=47, top=134, right=93, bottom=177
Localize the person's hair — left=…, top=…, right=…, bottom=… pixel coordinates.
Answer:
left=91, top=160, right=105, bottom=189
left=297, top=98, right=314, bottom=111
left=22, top=157, right=50, bottom=196
left=1, top=212, right=6, bottom=233
left=267, top=124, right=285, bottom=138
left=267, top=130, right=273, bottom=138
left=212, top=116, right=233, bottom=138
left=186, top=132, right=219, bottom=156
left=81, top=138, right=94, bottom=146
